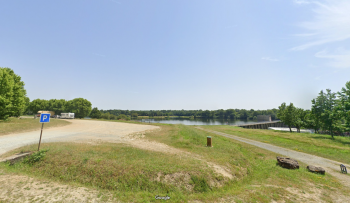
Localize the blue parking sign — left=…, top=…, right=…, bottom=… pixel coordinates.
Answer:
left=40, top=113, right=51, bottom=123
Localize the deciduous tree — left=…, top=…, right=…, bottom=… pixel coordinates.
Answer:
left=66, top=98, right=92, bottom=119
left=0, top=67, right=27, bottom=120
left=312, top=89, right=340, bottom=138
left=28, top=99, right=49, bottom=114
left=338, top=81, right=350, bottom=132
left=90, top=107, right=102, bottom=119
left=277, top=102, right=296, bottom=132
left=48, top=99, right=67, bottom=115
left=303, top=110, right=320, bottom=133
left=294, top=108, right=306, bottom=133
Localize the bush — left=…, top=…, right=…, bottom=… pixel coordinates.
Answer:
left=24, top=149, right=48, bottom=165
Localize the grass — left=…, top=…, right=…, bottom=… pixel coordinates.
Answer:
left=0, top=117, right=70, bottom=136
left=1, top=124, right=348, bottom=202
left=202, top=125, right=350, bottom=164
left=1, top=142, right=219, bottom=202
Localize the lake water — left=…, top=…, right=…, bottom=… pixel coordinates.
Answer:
left=135, top=118, right=260, bottom=125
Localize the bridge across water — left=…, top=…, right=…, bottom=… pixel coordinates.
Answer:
left=235, top=120, right=288, bottom=129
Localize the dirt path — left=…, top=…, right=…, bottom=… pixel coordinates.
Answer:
left=0, top=120, right=159, bottom=156
left=197, top=127, right=350, bottom=188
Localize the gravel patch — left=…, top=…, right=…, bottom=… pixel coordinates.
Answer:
left=0, top=120, right=159, bottom=156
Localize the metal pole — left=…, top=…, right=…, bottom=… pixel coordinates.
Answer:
left=38, top=123, right=44, bottom=151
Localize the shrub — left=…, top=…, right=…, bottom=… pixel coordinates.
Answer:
left=24, top=149, right=48, bottom=165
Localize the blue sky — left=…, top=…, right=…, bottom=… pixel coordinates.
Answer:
left=1, top=0, right=349, bottom=110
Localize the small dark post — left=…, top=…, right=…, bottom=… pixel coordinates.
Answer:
left=207, top=136, right=212, bottom=147
left=38, top=123, right=44, bottom=151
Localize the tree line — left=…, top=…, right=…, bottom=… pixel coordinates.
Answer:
left=277, top=81, right=350, bottom=138
left=89, top=108, right=130, bottom=120
left=91, top=108, right=279, bottom=120
left=27, top=98, right=92, bottom=119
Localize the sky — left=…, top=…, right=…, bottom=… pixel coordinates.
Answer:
left=1, top=0, right=350, bottom=110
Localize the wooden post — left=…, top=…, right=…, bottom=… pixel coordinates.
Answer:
left=207, top=136, right=212, bottom=147
left=38, top=123, right=44, bottom=151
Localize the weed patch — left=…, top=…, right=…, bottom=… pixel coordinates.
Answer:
left=23, top=149, right=48, bottom=165
left=190, top=175, right=211, bottom=193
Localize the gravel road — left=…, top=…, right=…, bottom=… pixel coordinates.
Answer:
left=0, top=120, right=158, bottom=156
left=197, top=127, right=350, bottom=188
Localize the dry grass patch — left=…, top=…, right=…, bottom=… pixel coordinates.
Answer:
left=0, top=142, right=227, bottom=202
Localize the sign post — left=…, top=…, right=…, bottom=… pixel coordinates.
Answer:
left=38, top=113, right=50, bottom=151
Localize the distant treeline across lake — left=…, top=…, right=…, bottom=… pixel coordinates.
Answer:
left=100, top=109, right=278, bottom=120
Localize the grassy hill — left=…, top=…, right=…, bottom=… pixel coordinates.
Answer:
left=0, top=123, right=349, bottom=202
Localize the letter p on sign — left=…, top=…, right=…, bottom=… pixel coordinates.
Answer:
left=40, top=113, right=51, bottom=123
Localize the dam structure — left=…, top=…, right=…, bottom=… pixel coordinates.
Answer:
left=235, top=120, right=289, bottom=129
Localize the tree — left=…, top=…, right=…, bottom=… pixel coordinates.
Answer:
left=24, top=96, right=31, bottom=115
left=48, top=99, right=67, bottom=115
left=90, top=107, right=102, bottom=119
left=225, top=109, right=236, bottom=119
left=312, top=89, right=340, bottom=138
left=310, top=98, right=324, bottom=134
left=294, top=108, right=306, bottom=133
left=304, top=110, right=321, bottom=133
left=0, top=67, right=27, bottom=120
left=66, top=98, right=92, bottom=119
left=28, top=99, right=49, bottom=114
left=202, top=110, right=211, bottom=118
left=117, top=114, right=129, bottom=120
left=239, top=109, right=249, bottom=120
left=249, top=109, right=255, bottom=120
left=131, top=112, right=138, bottom=118
left=101, top=112, right=111, bottom=120
left=109, top=114, right=116, bottom=120
left=217, top=109, right=225, bottom=119
left=277, top=102, right=296, bottom=132
left=338, top=81, right=350, bottom=132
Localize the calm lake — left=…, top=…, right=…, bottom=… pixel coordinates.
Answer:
left=135, top=118, right=261, bottom=125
